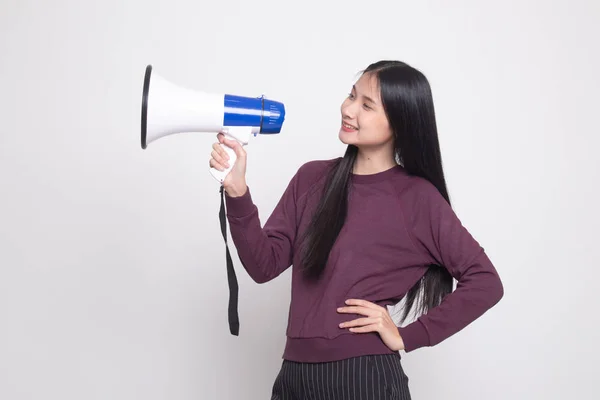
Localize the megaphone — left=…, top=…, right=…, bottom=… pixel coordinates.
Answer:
left=140, top=64, right=285, bottom=182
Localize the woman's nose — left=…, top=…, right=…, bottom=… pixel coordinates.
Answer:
left=341, top=102, right=357, bottom=119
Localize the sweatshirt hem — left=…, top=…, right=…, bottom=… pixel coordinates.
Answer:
left=282, top=334, right=398, bottom=363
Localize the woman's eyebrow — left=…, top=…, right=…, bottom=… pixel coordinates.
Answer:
left=352, top=85, right=376, bottom=104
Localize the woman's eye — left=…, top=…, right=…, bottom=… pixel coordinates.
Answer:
left=363, top=104, right=371, bottom=110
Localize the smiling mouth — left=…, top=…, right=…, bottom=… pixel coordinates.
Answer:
left=342, top=121, right=358, bottom=130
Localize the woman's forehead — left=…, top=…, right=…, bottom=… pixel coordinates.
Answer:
left=354, top=73, right=380, bottom=100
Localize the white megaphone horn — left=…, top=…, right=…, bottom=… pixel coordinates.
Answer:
left=140, top=64, right=286, bottom=182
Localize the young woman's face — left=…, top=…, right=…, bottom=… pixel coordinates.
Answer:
left=339, top=72, right=394, bottom=149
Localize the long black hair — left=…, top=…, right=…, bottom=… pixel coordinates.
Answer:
left=298, top=60, right=453, bottom=323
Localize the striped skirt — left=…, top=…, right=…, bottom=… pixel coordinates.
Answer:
left=271, top=353, right=411, bottom=399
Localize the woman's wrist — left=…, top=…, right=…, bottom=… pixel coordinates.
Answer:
left=225, top=183, right=248, bottom=198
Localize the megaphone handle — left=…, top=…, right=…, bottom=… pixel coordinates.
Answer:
left=209, top=140, right=241, bottom=183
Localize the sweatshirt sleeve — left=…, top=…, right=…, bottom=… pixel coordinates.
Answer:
left=397, top=182, right=504, bottom=352
left=224, top=172, right=300, bottom=284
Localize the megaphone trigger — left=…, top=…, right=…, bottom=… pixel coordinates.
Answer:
left=209, top=126, right=253, bottom=182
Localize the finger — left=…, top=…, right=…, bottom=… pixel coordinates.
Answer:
left=232, top=142, right=246, bottom=159
left=211, top=149, right=230, bottom=168
left=221, top=136, right=239, bottom=149
left=209, top=158, right=226, bottom=172
left=339, top=317, right=380, bottom=328
left=217, top=133, right=225, bottom=143
left=345, top=299, right=384, bottom=311
left=337, top=306, right=381, bottom=318
left=212, top=142, right=230, bottom=160
left=348, top=324, right=380, bottom=333
left=223, top=138, right=246, bottom=159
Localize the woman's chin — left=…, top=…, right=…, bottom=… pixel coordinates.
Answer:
left=338, top=130, right=356, bottom=145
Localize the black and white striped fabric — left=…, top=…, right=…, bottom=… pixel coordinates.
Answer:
left=270, top=353, right=411, bottom=399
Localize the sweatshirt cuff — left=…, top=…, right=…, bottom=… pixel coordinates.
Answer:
left=397, top=320, right=431, bottom=352
left=225, top=186, right=256, bottom=218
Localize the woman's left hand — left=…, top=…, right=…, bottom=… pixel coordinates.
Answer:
left=337, top=299, right=405, bottom=351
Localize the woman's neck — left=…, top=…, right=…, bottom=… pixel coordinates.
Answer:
left=352, top=146, right=397, bottom=175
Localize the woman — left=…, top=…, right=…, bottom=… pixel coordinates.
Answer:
left=209, top=60, right=504, bottom=399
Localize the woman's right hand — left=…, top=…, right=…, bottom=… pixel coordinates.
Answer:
left=210, top=132, right=248, bottom=197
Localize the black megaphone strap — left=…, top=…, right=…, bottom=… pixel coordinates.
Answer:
left=219, top=185, right=240, bottom=336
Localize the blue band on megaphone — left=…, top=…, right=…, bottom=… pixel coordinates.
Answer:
left=223, top=95, right=262, bottom=127
left=223, top=94, right=285, bottom=134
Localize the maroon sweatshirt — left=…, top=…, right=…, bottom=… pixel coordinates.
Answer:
left=225, top=158, right=503, bottom=363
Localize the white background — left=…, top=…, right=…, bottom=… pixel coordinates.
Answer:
left=1, top=0, right=598, bottom=399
